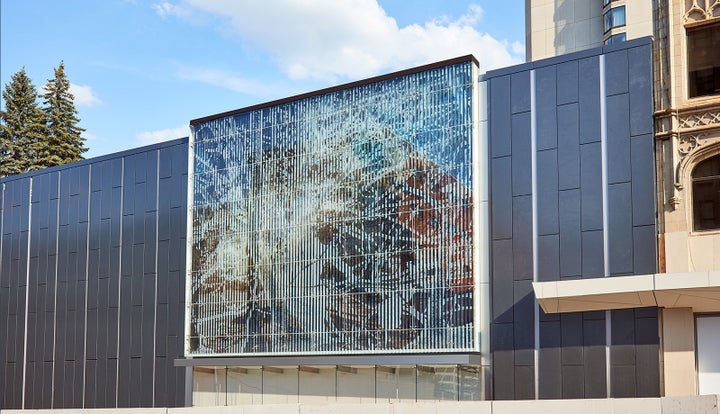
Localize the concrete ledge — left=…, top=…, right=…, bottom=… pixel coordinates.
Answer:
left=2, top=397, right=717, bottom=414
left=533, top=271, right=720, bottom=313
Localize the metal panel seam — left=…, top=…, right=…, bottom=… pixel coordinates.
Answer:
left=115, top=158, right=125, bottom=408
left=152, top=150, right=160, bottom=406
left=600, top=54, right=612, bottom=398
left=82, top=165, right=92, bottom=407
left=530, top=69, right=540, bottom=400
left=21, top=177, right=33, bottom=409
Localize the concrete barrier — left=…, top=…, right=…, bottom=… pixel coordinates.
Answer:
left=2, top=396, right=719, bottom=414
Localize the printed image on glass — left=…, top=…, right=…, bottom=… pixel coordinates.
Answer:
left=190, top=62, right=475, bottom=355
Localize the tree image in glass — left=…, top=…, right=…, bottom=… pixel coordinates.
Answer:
left=0, top=61, right=86, bottom=177
left=0, top=68, right=48, bottom=176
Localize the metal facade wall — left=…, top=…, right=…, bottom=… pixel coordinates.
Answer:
left=0, top=139, right=188, bottom=409
left=486, top=38, right=660, bottom=399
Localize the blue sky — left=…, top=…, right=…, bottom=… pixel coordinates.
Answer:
left=1, top=0, right=525, bottom=158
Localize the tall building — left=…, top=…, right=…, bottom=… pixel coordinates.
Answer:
left=526, top=0, right=653, bottom=60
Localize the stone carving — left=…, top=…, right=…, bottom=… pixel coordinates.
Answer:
left=679, top=109, right=720, bottom=130
left=684, top=0, right=720, bottom=21
left=678, top=135, right=700, bottom=155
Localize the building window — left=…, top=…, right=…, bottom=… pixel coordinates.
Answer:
left=688, top=23, right=720, bottom=98
left=604, top=32, right=627, bottom=45
left=604, top=6, right=626, bottom=33
left=693, top=154, right=720, bottom=231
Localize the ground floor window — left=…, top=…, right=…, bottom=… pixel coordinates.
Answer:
left=697, top=315, right=720, bottom=394
left=192, top=364, right=486, bottom=405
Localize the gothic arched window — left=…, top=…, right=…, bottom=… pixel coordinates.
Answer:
left=693, top=154, right=720, bottom=231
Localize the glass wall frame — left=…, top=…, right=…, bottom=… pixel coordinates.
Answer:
left=186, top=60, right=482, bottom=357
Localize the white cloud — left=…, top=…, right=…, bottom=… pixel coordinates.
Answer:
left=158, top=0, right=523, bottom=80
left=69, top=84, right=102, bottom=107
left=176, top=66, right=289, bottom=97
left=82, top=131, right=98, bottom=141
left=511, top=41, right=525, bottom=58
left=153, top=1, right=192, bottom=19
left=136, top=125, right=190, bottom=145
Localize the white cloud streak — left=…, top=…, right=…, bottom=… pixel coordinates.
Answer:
left=176, top=66, right=290, bottom=97
left=155, top=1, right=523, bottom=81
left=154, top=1, right=192, bottom=19
left=136, top=125, right=190, bottom=145
left=69, top=84, right=102, bottom=107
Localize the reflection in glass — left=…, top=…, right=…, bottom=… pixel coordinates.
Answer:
left=604, top=6, right=626, bottom=32
left=190, top=62, right=476, bottom=356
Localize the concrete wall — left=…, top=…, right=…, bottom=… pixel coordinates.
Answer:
left=4, top=395, right=720, bottom=414
left=485, top=38, right=659, bottom=399
left=0, top=139, right=189, bottom=409
left=526, top=0, right=604, bottom=61
left=526, top=0, right=654, bottom=61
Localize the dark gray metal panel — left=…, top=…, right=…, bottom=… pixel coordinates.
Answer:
left=155, top=357, right=167, bottom=406
left=41, top=361, right=52, bottom=407
left=582, top=230, right=604, bottom=278
left=514, top=365, right=535, bottom=400
left=561, top=364, right=584, bottom=398
left=511, top=71, right=531, bottom=114
left=537, top=234, right=559, bottom=282
left=633, top=225, right=657, bottom=275
left=144, top=152, right=158, bottom=212
left=491, top=75, right=512, bottom=158
left=85, top=359, right=97, bottom=408
left=631, top=135, right=656, bottom=227
left=156, top=304, right=168, bottom=357
left=130, top=357, right=143, bottom=407
left=538, top=321, right=562, bottom=399
left=512, top=195, right=533, bottom=281
left=143, top=212, right=157, bottom=274
left=536, top=66, right=558, bottom=151
left=131, top=305, right=143, bottom=358
left=608, top=183, right=633, bottom=275
left=556, top=61, right=579, bottom=105
left=511, top=112, right=532, bottom=196
left=604, top=49, right=629, bottom=96
left=43, top=311, right=54, bottom=360
left=159, top=147, right=173, bottom=179
left=87, top=308, right=98, bottom=360
left=537, top=149, right=559, bottom=236
left=606, top=94, right=631, bottom=185
left=560, top=313, right=583, bottom=365
left=158, top=194, right=171, bottom=241
left=635, top=313, right=660, bottom=397
left=492, top=239, right=514, bottom=323
left=157, top=241, right=169, bottom=304
left=578, top=56, right=600, bottom=144
left=583, top=317, right=607, bottom=398
left=491, top=322, right=515, bottom=400
left=491, top=156, right=513, bottom=240
left=96, top=305, right=107, bottom=360
left=611, top=364, right=636, bottom=398
left=628, top=44, right=654, bottom=137
left=580, top=142, right=602, bottom=231
left=0, top=142, right=187, bottom=407
left=610, top=309, right=636, bottom=366
left=106, top=358, right=118, bottom=407
left=513, top=280, right=534, bottom=365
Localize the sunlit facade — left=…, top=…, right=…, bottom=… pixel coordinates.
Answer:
left=182, top=57, right=491, bottom=404
left=188, top=59, right=482, bottom=357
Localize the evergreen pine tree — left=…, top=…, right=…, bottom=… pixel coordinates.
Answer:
left=0, top=68, right=49, bottom=177
left=41, top=61, right=87, bottom=166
